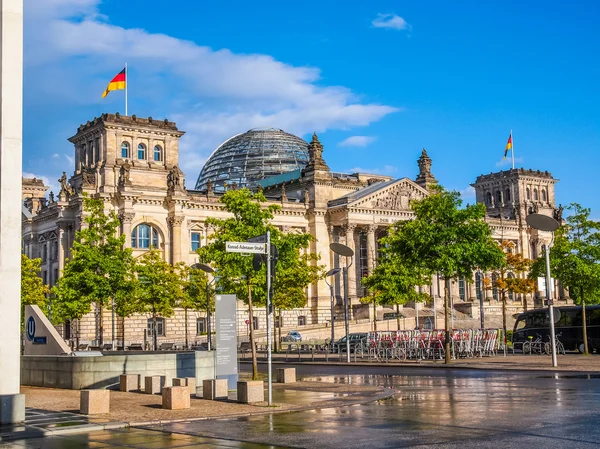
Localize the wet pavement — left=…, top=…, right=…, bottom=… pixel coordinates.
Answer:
left=148, top=365, right=600, bottom=448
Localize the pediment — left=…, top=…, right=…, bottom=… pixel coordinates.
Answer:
left=349, top=178, right=428, bottom=211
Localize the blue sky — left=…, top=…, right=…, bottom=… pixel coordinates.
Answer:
left=23, top=0, right=600, bottom=214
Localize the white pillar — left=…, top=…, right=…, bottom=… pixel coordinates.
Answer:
left=0, top=0, right=25, bottom=424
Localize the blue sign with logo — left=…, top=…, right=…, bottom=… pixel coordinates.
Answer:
left=26, top=316, right=36, bottom=341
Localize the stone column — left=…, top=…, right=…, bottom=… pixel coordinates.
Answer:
left=344, top=224, right=357, bottom=298
left=0, top=0, right=25, bottom=424
left=57, top=222, right=67, bottom=273
left=119, top=212, right=135, bottom=248
left=366, top=225, right=377, bottom=275
left=169, top=215, right=185, bottom=264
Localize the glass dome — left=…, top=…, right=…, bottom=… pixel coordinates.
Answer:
left=195, top=128, right=309, bottom=192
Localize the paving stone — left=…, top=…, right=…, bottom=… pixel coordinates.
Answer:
left=119, top=374, right=140, bottom=392
left=276, top=368, right=296, bottom=384
left=202, top=379, right=228, bottom=400
left=161, top=386, right=190, bottom=410
left=80, top=390, right=110, bottom=415
left=237, top=381, right=264, bottom=404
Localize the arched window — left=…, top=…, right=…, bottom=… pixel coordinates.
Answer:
left=81, top=144, right=87, bottom=165
left=475, top=272, right=483, bottom=300
left=507, top=273, right=515, bottom=300
left=496, top=190, right=502, bottom=205
left=505, top=188, right=511, bottom=202
left=533, top=189, right=539, bottom=201
left=153, top=145, right=162, bottom=162
left=486, top=192, right=492, bottom=206
left=131, top=224, right=159, bottom=249
left=542, top=189, right=547, bottom=202
left=531, top=242, right=537, bottom=259
left=137, top=143, right=146, bottom=160
left=526, top=188, right=531, bottom=200
left=121, top=142, right=130, bottom=159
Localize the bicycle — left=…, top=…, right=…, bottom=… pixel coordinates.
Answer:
left=544, top=333, right=566, bottom=355
left=523, top=334, right=544, bottom=355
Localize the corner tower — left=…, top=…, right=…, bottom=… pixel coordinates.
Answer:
left=67, top=114, right=185, bottom=194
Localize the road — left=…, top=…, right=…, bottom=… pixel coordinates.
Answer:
left=150, top=364, right=600, bottom=448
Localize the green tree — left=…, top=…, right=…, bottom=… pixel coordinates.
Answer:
left=489, top=241, right=536, bottom=337
left=362, top=247, right=431, bottom=331
left=197, top=188, right=321, bottom=379
left=178, top=263, right=210, bottom=349
left=21, top=254, right=49, bottom=326
left=380, top=188, right=504, bottom=363
left=530, top=203, right=600, bottom=355
left=52, top=196, right=137, bottom=346
left=135, top=248, right=184, bottom=350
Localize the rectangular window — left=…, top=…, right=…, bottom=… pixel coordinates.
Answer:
left=191, top=232, right=201, bottom=251
left=298, top=316, right=306, bottom=326
left=54, top=268, right=59, bottom=285
left=252, top=316, right=259, bottom=330
left=459, top=278, right=466, bottom=301
left=148, top=318, right=165, bottom=337
left=42, top=271, right=47, bottom=285
left=196, top=318, right=206, bottom=334
left=139, top=225, right=150, bottom=249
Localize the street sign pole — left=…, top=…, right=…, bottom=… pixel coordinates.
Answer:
left=266, top=230, right=272, bottom=406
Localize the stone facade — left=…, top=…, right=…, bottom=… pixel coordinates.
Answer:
left=22, top=114, right=569, bottom=347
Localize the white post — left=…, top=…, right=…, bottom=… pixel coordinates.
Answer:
left=545, top=243, right=558, bottom=367
left=511, top=129, right=514, bottom=170
left=266, top=231, right=272, bottom=406
left=0, top=0, right=26, bottom=424
left=124, top=63, right=128, bottom=116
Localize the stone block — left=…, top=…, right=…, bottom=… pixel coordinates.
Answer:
left=185, top=377, right=197, bottom=396
left=119, top=374, right=140, bottom=392
left=172, top=377, right=187, bottom=387
left=80, top=390, right=110, bottom=415
left=237, top=381, right=264, bottom=404
left=276, top=368, right=296, bottom=384
left=162, top=386, right=190, bottom=410
left=144, top=376, right=164, bottom=394
left=202, top=379, right=228, bottom=400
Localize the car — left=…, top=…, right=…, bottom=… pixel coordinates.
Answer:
left=282, top=330, right=302, bottom=342
left=332, top=333, right=368, bottom=352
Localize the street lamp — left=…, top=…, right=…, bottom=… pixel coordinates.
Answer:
left=526, top=213, right=560, bottom=367
left=329, top=242, right=354, bottom=362
left=192, top=263, right=215, bottom=351
left=324, top=268, right=341, bottom=348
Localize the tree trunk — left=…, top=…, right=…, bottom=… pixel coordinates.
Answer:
left=76, top=318, right=80, bottom=350
left=277, top=309, right=282, bottom=352
left=152, top=310, right=158, bottom=351
left=396, top=304, right=401, bottom=331
left=581, top=287, right=589, bottom=355
left=444, top=277, right=451, bottom=364
left=184, top=307, right=189, bottom=350
left=502, top=290, right=507, bottom=344
left=247, top=282, right=259, bottom=380
left=373, top=301, right=377, bottom=332
left=98, top=304, right=104, bottom=347
left=121, top=316, right=126, bottom=350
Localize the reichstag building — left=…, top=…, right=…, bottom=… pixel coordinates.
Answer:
left=21, top=114, right=568, bottom=347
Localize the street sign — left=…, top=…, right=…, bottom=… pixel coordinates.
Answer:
left=226, top=242, right=267, bottom=254
left=248, top=233, right=267, bottom=243
left=537, top=277, right=555, bottom=293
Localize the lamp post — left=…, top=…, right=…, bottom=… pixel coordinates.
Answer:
left=526, top=213, right=560, bottom=367
left=324, top=268, right=341, bottom=348
left=192, top=263, right=215, bottom=351
left=330, top=243, right=354, bottom=363
left=477, top=269, right=484, bottom=329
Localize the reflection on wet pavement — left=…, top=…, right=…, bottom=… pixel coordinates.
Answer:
left=0, top=427, right=283, bottom=448
left=151, top=365, right=600, bottom=448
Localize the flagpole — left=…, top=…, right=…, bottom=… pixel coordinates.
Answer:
left=511, top=129, right=514, bottom=170
left=125, top=63, right=128, bottom=116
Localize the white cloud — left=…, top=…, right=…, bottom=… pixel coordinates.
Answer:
left=24, top=0, right=399, bottom=177
left=338, top=136, right=377, bottom=147
left=64, top=153, right=74, bottom=165
left=496, top=156, right=524, bottom=168
left=372, top=13, right=411, bottom=31
left=460, top=186, right=476, bottom=200
left=346, top=165, right=398, bottom=176
left=52, top=153, right=59, bottom=159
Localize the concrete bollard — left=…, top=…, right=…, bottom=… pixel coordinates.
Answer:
left=172, top=378, right=187, bottom=387
left=276, top=368, right=296, bottom=384
left=80, top=390, right=110, bottom=415
left=162, top=386, right=191, bottom=410
left=237, top=381, right=264, bottom=404
left=144, top=376, right=164, bottom=395
left=202, top=379, right=228, bottom=400
left=185, top=377, right=197, bottom=396
left=119, top=374, right=140, bottom=392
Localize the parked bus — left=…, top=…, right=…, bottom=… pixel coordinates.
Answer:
left=512, top=305, right=600, bottom=353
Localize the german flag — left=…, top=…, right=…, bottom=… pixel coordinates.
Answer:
left=503, top=133, right=513, bottom=159
left=101, top=68, right=126, bottom=99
